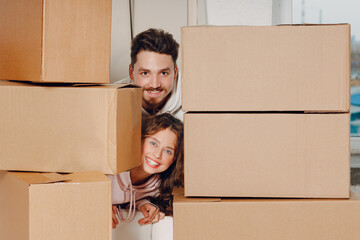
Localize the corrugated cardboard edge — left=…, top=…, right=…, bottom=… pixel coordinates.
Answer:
left=347, top=24, right=351, bottom=111
left=181, top=27, right=186, bottom=113
left=115, top=86, right=142, bottom=173
left=106, top=87, right=118, bottom=173
left=175, top=190, right=358, bottom=204
left=105, top=84, right=142, bottom=174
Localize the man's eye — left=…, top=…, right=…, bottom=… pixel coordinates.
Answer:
left=141, top=72, right=148, bottom=76
left=161, top=72, right=169, bottom=76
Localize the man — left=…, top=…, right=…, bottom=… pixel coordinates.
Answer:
left=115, top=28, right=183, bottom=121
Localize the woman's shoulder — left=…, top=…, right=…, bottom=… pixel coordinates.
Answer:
left=107, top=171, right=131, bottom=190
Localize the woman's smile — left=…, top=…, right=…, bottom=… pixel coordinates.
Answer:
left=145, top=156, right=160, bottom=168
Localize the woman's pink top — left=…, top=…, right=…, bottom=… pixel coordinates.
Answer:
left=107, top=171, right=161, bottom=222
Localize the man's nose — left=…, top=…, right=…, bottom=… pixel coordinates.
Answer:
left=149, top=75, right=161, bottom=88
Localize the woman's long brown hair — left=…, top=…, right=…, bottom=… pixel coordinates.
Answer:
left=141, top=113, right=183, bottom=215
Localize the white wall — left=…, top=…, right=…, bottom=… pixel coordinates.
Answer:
left=110, top=0, right=187, bottom=82
left=110, top=0, right=132, bottom=82
left=196, top=0, right=292, bottom=25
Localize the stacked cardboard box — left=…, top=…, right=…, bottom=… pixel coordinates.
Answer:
left=0, top=1, right=141, bottom=239
left=0, top=171, right=111, bottom=239
left=0, top=0, right=112, bottom=83
left=174, top=24, right=359, bottom=239
left=0, top=81, right=142, bottom=174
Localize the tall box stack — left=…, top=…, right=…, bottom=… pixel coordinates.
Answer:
left=0, top=1, right=141, bottom=239
left=174, top=24, right=360, bottom=239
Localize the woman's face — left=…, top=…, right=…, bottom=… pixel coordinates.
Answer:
left=141, top=128, right=177, bottom=175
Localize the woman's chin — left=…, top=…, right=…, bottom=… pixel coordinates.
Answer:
left=141, top=164, right=158, bottom=175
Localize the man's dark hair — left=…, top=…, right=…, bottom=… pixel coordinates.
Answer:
left=130, top=28, right=179, bottom=69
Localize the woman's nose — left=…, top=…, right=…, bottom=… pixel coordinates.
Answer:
left=153, top=147, right=162, bottom=159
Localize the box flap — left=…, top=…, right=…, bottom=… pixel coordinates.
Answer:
left=10, top=172, right=70, bottom=185
left=9, top=171, right=109, bottom=185
left=71, top=83, right=140, bottom=89
left=102, top=83, right=141, bottom=89
left=0, top=81, right=140, bottom=90
left=0, top=80, right=32, bottom=87
left=66, top=171, right=110, bottom=183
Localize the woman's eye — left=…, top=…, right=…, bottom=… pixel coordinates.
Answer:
left=150, top=141, right=157, bottom=147
left=165, top=149, right=172, bottom=155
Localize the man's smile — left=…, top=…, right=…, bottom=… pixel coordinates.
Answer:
left=144, top=89, right=164, bottom=98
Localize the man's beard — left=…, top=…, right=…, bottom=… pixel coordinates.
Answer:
left=143, top=87, right=170, bottom=114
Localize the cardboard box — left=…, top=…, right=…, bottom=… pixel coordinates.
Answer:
left=185, top=113, right=350, bottom=198
left=0, top=0, right=111, bottom=83
left=182, top=24, right=350, bottom=112
left=0, top=171, right=111, bottom=240
left=0, top=81, right=141, bottom=174
left=174, top=191, right=360, bottom=240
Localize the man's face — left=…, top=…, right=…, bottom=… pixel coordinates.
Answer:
left=129, top=50, right=177, bottom=112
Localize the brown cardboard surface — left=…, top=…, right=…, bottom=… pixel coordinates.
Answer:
left=0, top=0, right=43, bottom=81
left=0, top=81, right=142, bottom=174
left=182, top=24, right=350, bottom=112
left=0, top=0, right=111, bottom=83
left=185, top=113, right=350, bottom=198
left=0, top=171, right=111, bottom=240
left=174, top=191, right=360, bottom=240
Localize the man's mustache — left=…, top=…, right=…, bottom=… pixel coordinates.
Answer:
left=144, top=87, right=164, bottom=92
